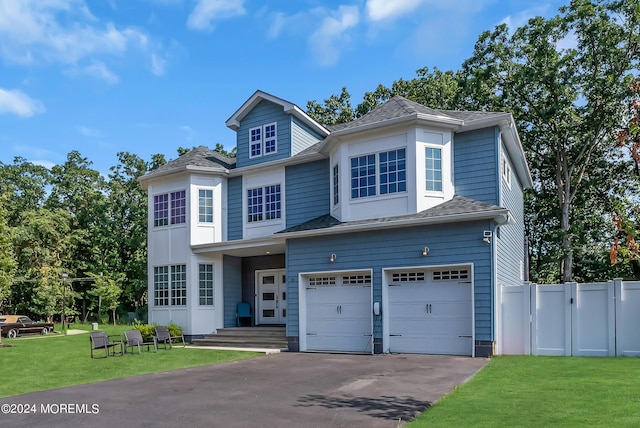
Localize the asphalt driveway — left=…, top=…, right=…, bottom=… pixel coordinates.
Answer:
left=0, top=352, right=488, bottom=427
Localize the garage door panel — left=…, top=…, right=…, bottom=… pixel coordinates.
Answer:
left=305, top=274, right=372, bottom=353
left=388, top=273, right=472, bottom=356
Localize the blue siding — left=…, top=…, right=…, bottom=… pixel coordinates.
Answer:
left=285, top=159, right=330, bottom=228
left=223, top=256, right=242, bottom=328
left=497, top=147, right=525, bottom=287
left=291, top=117, right=323, bottom=156
left=227, top=176, right=242, bottom=240
left=454, top=127, right=499, bottom=205
left=235, top=100, right=291, bottom=168
left=286, top=221, right=494, bottom=342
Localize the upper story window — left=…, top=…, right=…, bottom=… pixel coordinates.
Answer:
left=247, top=184, right=281, bottom=222
left=171, top=190, right=186, bottom=224
left=198, top=189, right=213, bottom=223
left=333, top=164, right=339, bottom=205
left=154, top=191, right=186, bottom=227
left=350, top=149, right=407, bottom=199
left=154, top=194, right=169, bottom=227
left=379, top=149, right=406, bottom=194
left=425, top=147, right=443, bottom=192
left=249, top=122, right=277, bottom=158
left=501, top=153, right=512, bottom=188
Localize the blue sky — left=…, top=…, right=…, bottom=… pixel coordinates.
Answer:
left=0, top=0, right=566, bottom=176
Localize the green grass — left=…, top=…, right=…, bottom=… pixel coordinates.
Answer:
left=409, top=356, right=640, bottom=427
left=0, top=323, right=261, bottom=398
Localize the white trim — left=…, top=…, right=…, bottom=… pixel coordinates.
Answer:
left=382, top=263, right=475, bottom=357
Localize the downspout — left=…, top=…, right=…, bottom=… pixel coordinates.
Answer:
left=492, top=128, right=502, bottom=356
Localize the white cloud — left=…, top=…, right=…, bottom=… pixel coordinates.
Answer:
left=186, top=0, right=246, bottom=31
left=77, top=126, right=102, bottom=137
left=499, top=5, right=551, bottom=33
left=268, top=11, right=285, bottom=39
left=0, top=88, right=45, bottom=117
left=365, top=0, right=424, bottom=22
left=31, top=159, right=56, bottom=169
left=309, top=5, right=359, bottom=67
left=0, top=0, right=164, bottom=80
left=151, top=53, right=166, bottom=76
left=82, top=60, right=119, bottom=84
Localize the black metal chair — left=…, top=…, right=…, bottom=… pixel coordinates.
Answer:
left=123, top=329, right=157, bottom=354
left=154, top=326, right=186, bottom=350
left=89, top=331, right=123, bottom=358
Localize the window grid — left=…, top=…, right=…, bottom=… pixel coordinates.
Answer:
left=170, top=190, right=186, bottom=224
left=199, top=264, right=214, bottom=306
left=309, top=277, right=336, bottom=286
left=199, top=189, right=213, bottom=223
left=333, top=164, right=339, bottom=205
left=171, top=265, right=187, bottom=306
left=379, top=149, right=407, bottom=194
left=433, top=269, right=469, bottom=281
left=154, top=194, right=168, bottom=227
left=342, top=275, right=371, bottom=285
left=250, top=127, right=262, bottom=157
left=153, top=266, right=169, bottom=306
left=351, top=154, right=376, bottom=198
left=264, top=123, right=277, bottom=154
left=264, top=185, right=281, bottom=220
left=502, top=154, right=512, bottom=187
left=247, top=188, right=263, bottom=222
left=392, top=272, right=426, bottom=282
left=425, top=147, right=443, bottom=192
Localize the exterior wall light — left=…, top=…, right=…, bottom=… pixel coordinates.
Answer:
left=422, top=247, right=430, bottom=256
left=329, top=254, right=337, bottom=263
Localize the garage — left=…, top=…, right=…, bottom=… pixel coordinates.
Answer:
left=303, top=271, right=373, bottom=353
left=385, top=268, right=473, bottom=356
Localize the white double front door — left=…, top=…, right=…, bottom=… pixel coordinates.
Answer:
left=256, top=270, right=287, bottom=325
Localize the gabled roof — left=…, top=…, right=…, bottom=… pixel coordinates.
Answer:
left=276, top=195, right=510, bottom=237
left=138, top=146, right=235, bottom=185
left=225, top=90, right=330, bottom=137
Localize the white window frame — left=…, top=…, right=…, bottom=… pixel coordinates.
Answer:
left=247, top=184, right=281, bottom=223
left=501, top=153, right=512, bottom=188
left=249, top=122, right=278, bottom=159
left=425, top=146, right=443, bottom=193
left=199, top=264, right=214, bottom=306
left=198, top=189, right=214, bottom=223
left=332, top=163, right=339, bottom=206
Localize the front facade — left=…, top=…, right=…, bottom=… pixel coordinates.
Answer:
left=139, top=90, right=532, bottom=357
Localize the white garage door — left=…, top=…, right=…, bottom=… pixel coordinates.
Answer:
left=388, top=269, right=472, bottom=355
left=305, top=273, right=372, bottom=353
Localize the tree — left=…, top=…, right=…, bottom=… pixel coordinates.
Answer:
left=306, top=87, right=355, bottom=126
left=0, top=194, right=17, bottom=321
left=89, top=272, right=123, bottom=325
left=0, top=157, right=51, bottom=227
left=461, top=0, right=640, bottom=282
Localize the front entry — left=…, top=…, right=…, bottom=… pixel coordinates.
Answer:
left=256, top=270, right=286, bottom=325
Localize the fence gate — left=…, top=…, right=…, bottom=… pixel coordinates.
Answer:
left=500, top=280, right=640, bottom=357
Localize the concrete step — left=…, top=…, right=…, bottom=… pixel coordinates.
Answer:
left=192, top=327, right=287, bottom=350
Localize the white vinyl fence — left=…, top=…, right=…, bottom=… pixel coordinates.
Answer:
left=499, top=279, right=640, bottom=356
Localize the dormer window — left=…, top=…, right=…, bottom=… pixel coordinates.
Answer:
left=249, top=122, right=278, bottom=158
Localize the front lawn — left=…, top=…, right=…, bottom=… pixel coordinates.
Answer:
left=409, top=356, right=640, bottom=427
left=0, top=323, right=261, bottom=398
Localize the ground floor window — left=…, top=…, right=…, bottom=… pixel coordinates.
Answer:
left=199, top=264, right=214, bottom=306
left=154, top=264, right=187, bottom=307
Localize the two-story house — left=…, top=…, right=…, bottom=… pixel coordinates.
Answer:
left=139, top=90, right=532, bottom=357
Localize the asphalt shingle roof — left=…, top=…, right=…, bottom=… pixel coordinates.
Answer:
left=326, top=96, right=508, bottom=133
left=141, top=146, right=236, bottom=181
left=277, top=195, right=505, bottom=234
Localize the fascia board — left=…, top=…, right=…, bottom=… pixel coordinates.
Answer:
left=276, top=209, right=510, bottom=239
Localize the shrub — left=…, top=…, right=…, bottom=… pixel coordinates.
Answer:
left=168, top=323, right=183, bottom=342
left=132, top=321, right=156, bottom=340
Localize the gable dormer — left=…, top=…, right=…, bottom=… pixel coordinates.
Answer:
left=226, top=91, right=329, bottom=168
